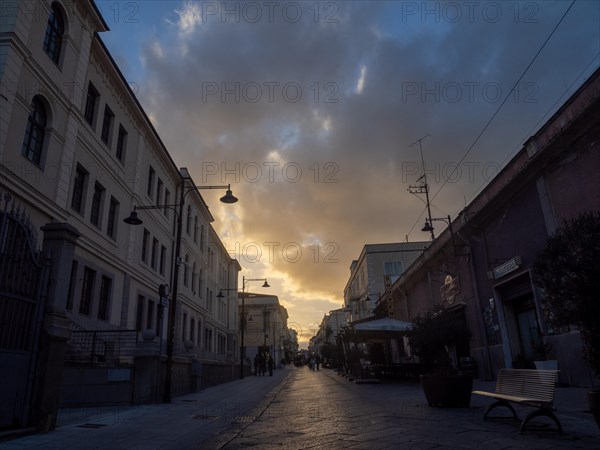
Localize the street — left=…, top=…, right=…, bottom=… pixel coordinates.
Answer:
left=1, top=366, right=598, bottom=449
left=205, top=367, right=598, bottom=449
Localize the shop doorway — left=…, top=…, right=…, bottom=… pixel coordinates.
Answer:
left=507, top=295, right=540, bottom=368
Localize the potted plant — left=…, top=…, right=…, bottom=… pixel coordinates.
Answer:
left=407, top=305, right=473, bottom=407
left=533, top=211, right=600, bottom=429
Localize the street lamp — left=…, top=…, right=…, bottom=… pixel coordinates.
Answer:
left=240, top=276, right=269, bottom=379
left=421, top=215, right=468, bottom=257
left=123, top=169, right=238, bottom=402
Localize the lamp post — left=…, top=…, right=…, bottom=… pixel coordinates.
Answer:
left=124, top=169, right=238, bottom=402
left=421, top=215, right=468, bottom=257
left=240, top=276, right=269, bottom=379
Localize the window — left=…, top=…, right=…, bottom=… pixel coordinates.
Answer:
left=198, top=270, right=203, bottom=298
left=218, top=299, right=226, bottom=323
left=106, top=196, right=119, bottom=239
left=66, top=260, right=78, bottom=311
left=156, top=304, right=162, bottom=332
left=71, top=164, right=88, bottom=214
left=116, top=125, right=127, bottom=162
left=186, top=205, right=191, bottom=235
left=197, top=320, right=202, bottom=346
left=151, top=238, right=158, bottom=269
left=190, top=319, right=195, bottom=345
left=43, top=3, right=64, bottom=65
left=147, top=166, right=155, bottom=197
left=141, top=228, right=150, bottom=263
left=156, top=178, right=163, bottom=206
left=84, top=82, right=99, bottom=127
left=147, top=300, right=154, bottom=330
left=192, top=262, right=197, bottom=293
left=164, top=189, right=170, bottom=217
left=159, top=245, right=166, bottom=275
left=100, top=105, right=114, bottom=145
left=193, top=216, right=198, bottom=243
left=200, top=225, right=205, bottom=251
left=204, top=327, right=213, bottom=352
left=136, top=295, right=145, bottom=331
left=98, top=276, right=112, bottom=320
left=218, top=334, right=225, bottom=355
left=183, top=254, right=189, bottom=286
left=79, top=266, right=96, bottom=315
left=208, top=289, right=213, bottom=313
left=21, top=96, right=47, bottom=165
left=384, top=261, right=403, bottom=283
left=208, top=248, right=214, bottom=270
left=182, top=313, right=188, bottom=341
left=90, top=182, right=105, bottom=227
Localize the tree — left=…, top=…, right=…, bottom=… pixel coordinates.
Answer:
left=533, top=211, right=600, bottom=378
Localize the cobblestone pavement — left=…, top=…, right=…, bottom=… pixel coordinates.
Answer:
left=1, top=366, right=598, bottom=449
left=204, top=367, right=599, bottom=450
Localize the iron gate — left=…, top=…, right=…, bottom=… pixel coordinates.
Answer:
left=0, top=191, right=47, bottom=429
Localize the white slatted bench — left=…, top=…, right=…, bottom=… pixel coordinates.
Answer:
left=472, top=368, right=562, bottom=434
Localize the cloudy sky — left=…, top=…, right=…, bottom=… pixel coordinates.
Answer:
left=97, top=0, right=599, bottom=346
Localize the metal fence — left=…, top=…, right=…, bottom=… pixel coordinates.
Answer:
left=65, top=330, right=138, bottom=366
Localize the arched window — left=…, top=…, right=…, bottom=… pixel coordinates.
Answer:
left=22, top=96, right=47, bottom=165
left=43, top=3, right=65, bottom=65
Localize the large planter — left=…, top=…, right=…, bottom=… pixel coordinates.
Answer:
left=421, top=373, right=473, bottom=407
left=588, top=389, right=600, bottom=430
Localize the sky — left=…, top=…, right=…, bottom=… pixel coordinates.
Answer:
left=95, top=0, right=600, bottom=347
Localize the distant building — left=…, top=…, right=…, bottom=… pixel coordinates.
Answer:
left=343, top=243, right=427, bottom=322
left=314, top=307, right=352, bottom=348
left=239, top=293, right=289, bottom=368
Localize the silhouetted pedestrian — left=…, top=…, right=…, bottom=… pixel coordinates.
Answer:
left=254, top=353, right=260, bottom=376
left=260, top=353, right=266, bottom=376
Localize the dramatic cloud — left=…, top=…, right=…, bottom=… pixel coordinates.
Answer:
left=101, top=0, right=599, bottom=345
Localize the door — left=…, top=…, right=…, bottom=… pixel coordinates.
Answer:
left=513, top=296, right=538, bottom=367
left=0, top=194, right=47, bottom=428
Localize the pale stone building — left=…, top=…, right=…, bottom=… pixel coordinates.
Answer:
left=0, top=0, right=239, bottom=429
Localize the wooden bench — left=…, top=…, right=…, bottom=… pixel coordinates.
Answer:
left=472, top=368, right=561, bottom=434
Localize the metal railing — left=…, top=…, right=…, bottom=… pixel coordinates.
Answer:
left=65, top=329, right=138, bottom=366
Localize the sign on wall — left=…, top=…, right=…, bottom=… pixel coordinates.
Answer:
left=383, top=275, right=395, bottom=317
left=440, top=275, right=460, bottom=305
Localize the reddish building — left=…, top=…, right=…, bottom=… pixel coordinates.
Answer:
left=393, top=67, right=600, bottom=386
